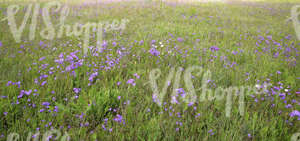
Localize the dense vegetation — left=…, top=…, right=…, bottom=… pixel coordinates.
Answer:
left=0, top=0, right=299, bottom=140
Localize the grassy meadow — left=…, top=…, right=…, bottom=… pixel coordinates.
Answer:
left=0, top=0, right=299, bottom=140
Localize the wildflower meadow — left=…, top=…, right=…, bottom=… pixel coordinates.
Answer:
left=0, top=0, right=299, bottom=140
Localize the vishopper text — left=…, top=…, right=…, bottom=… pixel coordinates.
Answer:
left=7, top=129, right=70, bottom=141
left=288, top=5, right=300, bottom=40
left=149, top=66, right=272, bottom=117
left=2, top=1, right=129, bottom=54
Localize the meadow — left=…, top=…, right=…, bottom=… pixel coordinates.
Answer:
left=0, top=0, right=299, bottom=140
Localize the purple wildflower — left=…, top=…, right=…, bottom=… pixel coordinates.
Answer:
left=152, top=93, right=160, bottom=104
left=102, top=40, right=108, bottom=48
left=139, top=40, right=144, bottom=45
left=113, top=114, right=124, bottom=124
left=176, top=88, right=186, bottom=97
left=54, top=106, right=58, bottom=112
left=171, top=95, right=179, bottom=104
left=41, top=81, right=47, bottom=86
left=73, top=88, right=81, bottom=94
left=210, top=46, right=219, bottom=52
left=177, top=37, right=184, bottom=42
left=285, top=104, right=292, bottom=108
left=6, top=81, right=12, bottom=86
left=89, top=72, right=98, bottom=82
left=112, top=42, right=117, bottom=47
left=188, top=102, right=194, bottom=107
left=102, top=124, right=106, bottom=130
left=39, top=57, right=46, bottom=61
left=248, top=134, right=252, bottom=138
left=127, top=79, right=136, bottom=86
left=149, top=48, right=160, bottom=56
left=24, top=90, right=32, bottom=96
left=151, top=40, right=156, bottom=44
left=290, top=110, right=300, bottom=118
left=117, top=81, right=121, bottom=86
left=18, top=90, right=24, bottom=98
left=42, top=102, right=50, bottom=106
left=134, top=73, right=140, bottom=79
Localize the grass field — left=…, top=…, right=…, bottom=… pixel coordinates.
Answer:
left=0, top=0, right=299, bottom=140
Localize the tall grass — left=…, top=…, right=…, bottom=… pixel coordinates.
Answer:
left=0, top=0, right=299, bottom=140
